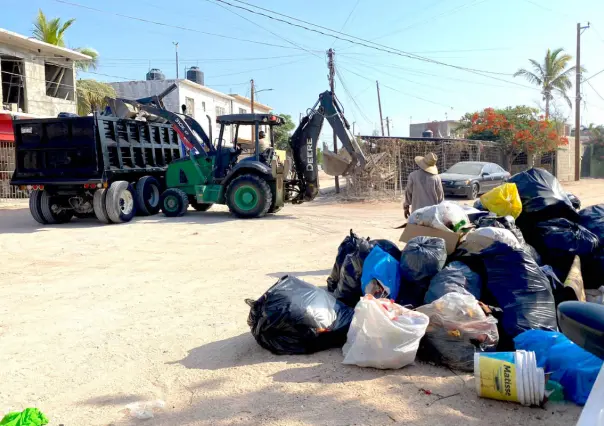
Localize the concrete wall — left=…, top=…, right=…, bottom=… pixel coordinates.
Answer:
left=409, top=120, right=461, bottom=138
left=556, top=138, right=576, bottom=182
left=0, top=43, right=77, bottom=116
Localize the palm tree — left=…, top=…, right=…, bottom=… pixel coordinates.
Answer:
left=32, top=9, right=98, bottom=70
left=514, top=48, right=582, bottom=119
left=76, top=79, right=116, bottom=116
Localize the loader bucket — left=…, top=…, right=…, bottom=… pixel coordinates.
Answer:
left=322, top=143, right=354, bottom=176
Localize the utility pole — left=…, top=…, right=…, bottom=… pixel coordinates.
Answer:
left=385, top=117, right=391, bottom=137
left=173, top=42, right=179, bottom=79
left=575, top=22, right=589, bottom=181
left=376, top=80, right=385, bottom=136
left=250, top=79, right=255, bottom=113
left=327, top=48, right=339, bottom=193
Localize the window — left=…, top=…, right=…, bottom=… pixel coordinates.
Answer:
left=185, top=97, right=195, bottom=118
left=202, top=101, right=206, bottom=112
left=44, top=61, right=74, bottom=100
left=239, top=108, right=247, bottom=114
left=1, top=55, right=26, bottom=112
left=216, top=106, right=225, bottom=116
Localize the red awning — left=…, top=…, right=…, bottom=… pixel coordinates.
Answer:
left=0, top=113, right=15, bottom=142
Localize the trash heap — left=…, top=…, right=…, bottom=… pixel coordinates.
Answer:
left=246, top=168, right=603, bottom=408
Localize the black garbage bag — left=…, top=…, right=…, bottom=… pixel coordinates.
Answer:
left=581, top=247, right=604, bottom=290
left=579, top=204, right=604, bottom=242
left=524, top=218, right=599, bottom=281
left=333, top=238, right=375, bottom=307
left=424, top=261, right=482, bottom=304
left=508, top=168, right=579, bottom=227
left=370, top=239, right=402, bottom=260
left=479, top=242, right=557, bottom=349
left=246, top=276, right=354, bottom=355
left=398, top=236, right=447, bottom=307
left=567, top=193, right=581, bottom=210
left=327, top=230, right=365, bottom=292
left=541, top=265, right=581, bottom=306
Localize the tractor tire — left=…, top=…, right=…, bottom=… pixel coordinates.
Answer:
left=93, top=189, right=112, bottom=224
left=136, top=176, right=161, bottom=216
left=106, top=181, right=137, bottom=223
left=29, top=190, right=48, bottom=225
left=268, top=205, right=283, bottom=214
left=226, top=174, right=272, bottom=219
left=191, top=200, right=213, bottom=212
left=161, top=188, right=189, bottom=217
left=40, top=191, right=73, bottom=224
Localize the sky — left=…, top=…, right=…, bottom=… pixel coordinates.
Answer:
left=4, top=0, right=604, bottom=143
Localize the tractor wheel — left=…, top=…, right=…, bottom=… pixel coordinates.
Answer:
left=106, top=181, right=137, bottom=223
left=93, top=189, right=112, bottom=224
left=136, top=176, right=161, bottom=216
left=226, top=174, right=272, bottom=219
left=40, top=191, right=73, bottom=224
left=161, top=188, right=189, bottom=217
left=268, top=205, right=283, bottom=214
left=191, top=200, right=213, bottom=212
left=29, top=190, right=48, bottom=225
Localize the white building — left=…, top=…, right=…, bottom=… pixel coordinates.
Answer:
left=109, top=78, right=272, bottom=147
left=409, top=120, right=461, bottom=138
left=0, top=28, right=90, bottom=117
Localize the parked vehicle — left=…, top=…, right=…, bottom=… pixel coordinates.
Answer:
left=439, top=161, right=510, bottom=199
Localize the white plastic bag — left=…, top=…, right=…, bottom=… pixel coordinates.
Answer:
left=469, top=227, right=522, bottom=249
left=342, top=295, right=429, bottom=369
left=408, top=201, right=470, bottom=233
left=586, top=286, right=604, bottom=305
left=125, top=400, right=165, bottom=420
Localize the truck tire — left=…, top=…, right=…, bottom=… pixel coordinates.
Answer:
left=191, top=200, right=213, bottom=212
left=136, top=176, right=161, bottom=216
left=226, top=174, right=272, bottom=219
left=93, top=189, right=112, bottom=224
left=40, top=191, right=73, bottom=224
left=161, top=188, right=189, bottom=217
left=29, top=190, right=48, bottom=224
left=106, top=181, right=137, bottom=223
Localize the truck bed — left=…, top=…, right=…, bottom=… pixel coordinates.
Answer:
left=10, top=113, right=182, bottom=185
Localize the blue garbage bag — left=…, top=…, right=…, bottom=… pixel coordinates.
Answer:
left=361, top=246, right=401, bottom=300
left=424, top=261, right=482, bottom=304
left=514, top=329, right=603, bottom=405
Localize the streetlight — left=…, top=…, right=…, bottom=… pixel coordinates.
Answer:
left=250, top=79, right=274, bottom=113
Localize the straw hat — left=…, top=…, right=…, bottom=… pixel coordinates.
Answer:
left=415, top=153, right=439, bottom=175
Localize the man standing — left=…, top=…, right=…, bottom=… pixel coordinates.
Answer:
left=403, top=152, right=444, bottom=218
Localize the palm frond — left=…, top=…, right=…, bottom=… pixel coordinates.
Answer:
left=514, top=69, right=542, bottom=86
left=554, top=88, right=573, bottom=109
left=76, top=79, right=116, bottom=116
left=74, top=47, right=99, bottom=71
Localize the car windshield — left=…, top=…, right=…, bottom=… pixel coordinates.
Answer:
left=445, top=163, right=484, bottom=175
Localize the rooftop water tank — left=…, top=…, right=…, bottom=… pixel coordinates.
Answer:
left=422, top=129, right=434, bottom=137
left=186, top=66, right=204, bottom=85
left=146, top=68, right=165, bottom=81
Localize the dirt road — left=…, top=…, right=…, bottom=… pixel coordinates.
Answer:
left=1, top=180, right=600, bottom=425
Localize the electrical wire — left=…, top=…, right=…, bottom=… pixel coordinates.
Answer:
left=335, top=66, right=372, bottom=125
left=585, top=68, right=604, bottom=83
left=330, top=0, right=362, bottom=49
left=586, top=81, right=604, bottom=103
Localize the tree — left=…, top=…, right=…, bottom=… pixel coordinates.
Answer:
left=273, top=113, right=296, bottom=150
left=514, top=48, right=581, bottom=118
left=76, top=79, right=116, bottom=116
left=459, top=106, right=568, bottom=171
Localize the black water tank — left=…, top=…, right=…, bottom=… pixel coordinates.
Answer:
left=186, top=66, right=204, bottom=85
left=422, top=129, right=433, bottom=137
left=146, top=68, right=165, bottom=81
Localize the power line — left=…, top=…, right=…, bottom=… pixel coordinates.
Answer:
left=585, top=68, right=604, bottom=83
left=587, top=80, right=604, bottom=103
left=330, top=0, right=362, bottom=49
left=335, top=66, right=372, bottom=125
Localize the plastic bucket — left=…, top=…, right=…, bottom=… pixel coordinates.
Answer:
left=474, top=351, right=544, bottom=405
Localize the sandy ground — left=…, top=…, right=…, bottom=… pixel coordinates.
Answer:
left=1, top=178, right=602, bottom=426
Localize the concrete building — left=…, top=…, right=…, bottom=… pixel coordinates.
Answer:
left=409, top=120, right=461, bottom=138
left=0, top=28, right=90, bottom=117
left=110, top=78, right=272, bottom=147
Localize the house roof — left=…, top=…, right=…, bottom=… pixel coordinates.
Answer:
left=0, top=28, right=91, bottom=61
left=228, top=94, right=272, bottom=111
left=178, top=78, right=236, bottom=100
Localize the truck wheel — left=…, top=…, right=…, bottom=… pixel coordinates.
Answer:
left=29, top=190, right=48, bottom=224
left=106, top=181, right=137, bottom=223
left=191, top=200, right=213, bottom=212
left=226, top=174, right=272, bottom=219
left=93, top=189, right=112, bottom=224
left=40, top=191, right=73, bottom=224
left=161, top=188, right=189, bottom=217
left=136, top=176, right=161, bottom=216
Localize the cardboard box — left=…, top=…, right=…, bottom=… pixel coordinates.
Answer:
left=398, top=223, right=461, bottom=254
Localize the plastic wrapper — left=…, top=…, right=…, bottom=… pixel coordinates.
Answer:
left=424, top=261, right=482, bottom=304
left=579, top=204, right=604, bottom=243
left=479, top=242, right=557, bottom=348
left=585, top=286, right=604, bottom=304
left=514, top=330, right=603, bottom=405
left=246, top=276, right=354, bottom=355
left=475, top=214, right=526, bottom=244
left=408, top=201, right=470, bottom=232
left=370, top=239, right=402, bottom=260
left=327, top=230, right=365, bottom=292
left=524, top=218, right=599, bottom=281
left=508, top=167, right=579, bottom=227
left=361, top=246, right=401, bottom=300
left=333, top=238, right=374, bottom=307
left=567, top=193, right=581, bottom=210
left=479, top=182, right=522, bottom=219
left=342, top=296, right=429, bottom=369
left=399, top=236, right=447, bottom=307
left=417, top=293, right=499, bottom=371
